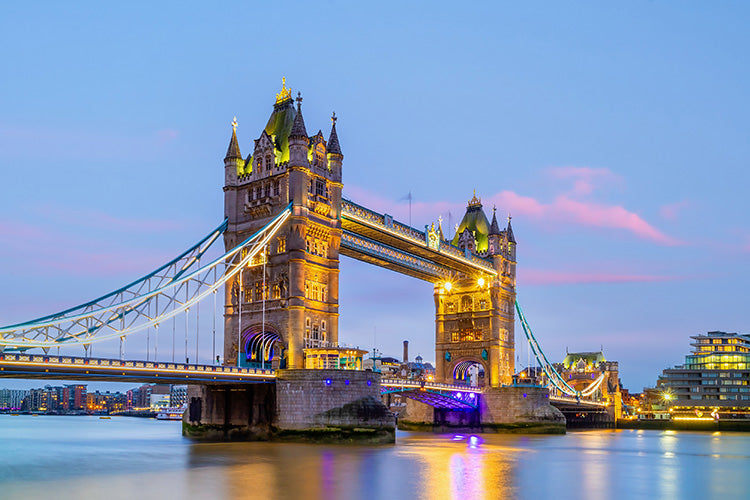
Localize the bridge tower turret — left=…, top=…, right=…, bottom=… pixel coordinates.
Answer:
left=434, top=195, right=516, bottom=388
left=222, top=80, right=342, bottom=370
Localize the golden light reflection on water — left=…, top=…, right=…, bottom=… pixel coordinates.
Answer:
left=4, top=417, right=750, bottom=500
left=193, top=433, right=522, bottom=500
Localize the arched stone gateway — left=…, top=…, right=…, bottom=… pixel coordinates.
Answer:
left=240, top=323, right=285, bottom=369
left=451, top=359, right=487, bottom=387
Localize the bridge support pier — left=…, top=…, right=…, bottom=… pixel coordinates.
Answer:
left=183, top=369, right=395, bottom=443
left=397, top=386, right=565, bottom=434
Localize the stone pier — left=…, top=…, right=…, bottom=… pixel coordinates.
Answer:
left=397, top=386, right=565, bottom=434
left=183, top=369, right=395, bottom=443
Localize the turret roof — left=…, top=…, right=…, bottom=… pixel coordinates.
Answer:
left=506, top=216, right=516, bottom=243
left=489, top=206, right=501, bottom=235
left=261, top=92, right=297, bottom=163
left=451, top=192, right=491, bottom=252
left=225, top=121, right=241, bottom=160
left=328, top=112, right=342, bottom=155
left=290, top=98, right=307, bottom=138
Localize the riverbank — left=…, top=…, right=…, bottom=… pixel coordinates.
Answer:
left=617, top=418, right=750, bottom=432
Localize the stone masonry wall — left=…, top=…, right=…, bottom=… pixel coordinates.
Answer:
left=275, top=369, right=394, bottom=434
left=479, top=386, right=565, bottom=432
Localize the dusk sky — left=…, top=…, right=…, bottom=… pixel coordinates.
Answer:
left=1, top=2, right=749, bottom=392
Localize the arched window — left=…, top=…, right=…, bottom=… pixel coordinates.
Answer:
left=461, top=296, right=473, bottom=312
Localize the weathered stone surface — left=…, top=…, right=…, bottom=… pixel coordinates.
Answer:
left=275, top=369, right=395, bottom=443
left=395, top=385, right=565, bottom=434
left=184, top=370, right=395, bottom=443
left=183, top=383, right=276, bottom=441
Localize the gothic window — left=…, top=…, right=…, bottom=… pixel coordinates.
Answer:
left=256, top=158, right=262, bottom=172
left=248, top=190, right=253, bottom=202
left=321, top=285, right=327, bottom=302
left=255, top=186, right=261, bottom=199
left=312, top=324, right=320, bottom=340
left=461, top=296, right=473, bottom=312
left=309, top=179, right=314, bottom=194
left=315, top=143, right=326, bottom=168
left=277, top=237, right=286, bottom=254
left=479, top=299, right=487, bottom=310
left=315, top=179, right=326, bottom=197
left=274, top=180, right=280, bottom=196
left=265, top=155, right=272, bottom=170
left=305, top=282, right=310, bottom=299
left=446, top=302, right=455, bottom=313
left=265, top=183, right=271, bottom=198
left=272, top=283, right=280, bottom=299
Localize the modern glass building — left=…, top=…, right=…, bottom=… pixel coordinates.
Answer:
left=659, top=331, right=750, bottom=420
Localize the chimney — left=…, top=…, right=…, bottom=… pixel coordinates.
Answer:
left=403, top=340, right=409, bottom=363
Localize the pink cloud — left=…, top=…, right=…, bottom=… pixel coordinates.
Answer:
left=519, top=269, right=677, bottom=285
left=546, top=166, right=622, bottom=196
left=659, top=200, right=690, bottom=221
left=345, top=177, right=682, bottom=246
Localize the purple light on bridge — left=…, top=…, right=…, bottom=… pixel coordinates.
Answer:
left=469, top=393, right=475, bottom=399
left=367, top=380, right=372, bottom=386
left=455, top=392, right=463, bottom=398
left=325, top=379, right=332, bottom=386
left=345, top=380, right=350, bottom=385
left=523, top=393, right=527, bottom=398
left=452, top=435, right=465, bottom=441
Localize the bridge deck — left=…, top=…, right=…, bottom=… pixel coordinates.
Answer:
left=341, top=199, right=497, bottom=281
left=0, top=353, right=275, bottom=385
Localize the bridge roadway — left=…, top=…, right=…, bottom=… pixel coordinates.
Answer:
left=340, top=199, right=497, bottom=282
left=0, top=353, right=609, bottom=413
left=380, top=378, right=607, bottom=412
left=0, top=353, right=274, bottom=385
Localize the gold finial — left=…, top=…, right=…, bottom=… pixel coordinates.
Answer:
left=468, top=189, right=482, bottom=207
left=275, top=77, right=292, bottom=103
left=508, top=213, right=512, bottom=223
left=331, top=111, right=337, bottom=125
left=296, top=91, right=303, bottom=111
left=231, top=116, right=238, bottom=132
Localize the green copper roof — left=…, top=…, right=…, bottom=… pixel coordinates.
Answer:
left=563, top=351, right=606, bottom=370
left=451, top=197, right=491, bottom=252
left=264, top=97, right=297, bottom=163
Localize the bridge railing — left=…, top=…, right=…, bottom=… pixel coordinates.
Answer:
left=380, top=378, right=483, bottom=393
left=0, top=353, right=275, bottom=377
left=341, top=198, right=497, bottom=275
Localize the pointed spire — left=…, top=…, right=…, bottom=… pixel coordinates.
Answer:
left=225, top=116, right=241, bottom=159
left=506, top=214, right=516, bottom=243
left=290, top=92, right=307, bottom=138
left=327, top=111, right=342, bottom=156
left=489, top=205, right=501, bottom=235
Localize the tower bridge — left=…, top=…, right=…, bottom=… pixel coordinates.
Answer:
left=0, top=81, right=616, bottom=440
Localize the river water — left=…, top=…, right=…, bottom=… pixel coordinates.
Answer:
left=1, top=415, right=749, bottom=500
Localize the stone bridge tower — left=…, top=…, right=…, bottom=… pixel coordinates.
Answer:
left=434, top=193, right=517, bottom=387
left=222, top=81, right=343, bottom=369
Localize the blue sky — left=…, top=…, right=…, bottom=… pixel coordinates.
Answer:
left=1, top=1, right=749, bottom=391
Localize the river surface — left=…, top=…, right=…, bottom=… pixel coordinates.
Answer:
left=1, top=415, right=749, bottom=500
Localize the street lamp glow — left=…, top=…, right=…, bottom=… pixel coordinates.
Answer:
left=444, top=281, right=452, bottom=292
left=477, top=277, right=485, bottom=287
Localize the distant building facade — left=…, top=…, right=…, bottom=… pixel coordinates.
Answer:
left=660, top=331, right=750, bottom=420
left=0, top=389, right=28, bottom=410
